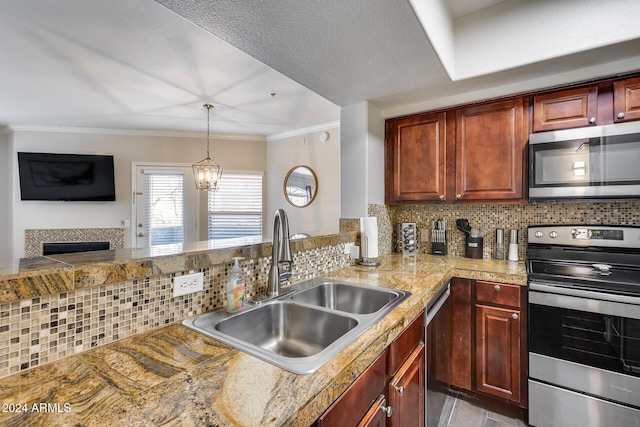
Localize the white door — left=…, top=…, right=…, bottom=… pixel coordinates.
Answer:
left=133, top=164, right=198, bottom=249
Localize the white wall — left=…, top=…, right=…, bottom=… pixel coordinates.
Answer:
left=340, top=102, right=385, bottom=218
left=266, top=126, right=340, bottom=237
left=0, top=132, right=9, bottom=259
left=8, top=129, right=266, bottom=258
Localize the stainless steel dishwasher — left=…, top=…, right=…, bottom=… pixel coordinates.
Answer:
left=425, top=281, right=451, bottom=427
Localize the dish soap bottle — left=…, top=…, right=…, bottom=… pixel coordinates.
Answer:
left=226, top=257, right=245, bottom=313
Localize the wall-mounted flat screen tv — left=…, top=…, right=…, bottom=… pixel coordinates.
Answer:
left=18, top=152, right=116, bottom=201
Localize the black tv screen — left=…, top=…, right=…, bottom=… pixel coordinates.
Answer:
left=18, top=152, right=116, bottom=201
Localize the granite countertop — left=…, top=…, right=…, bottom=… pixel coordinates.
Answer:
left=0, top=254, right=526, bottom=427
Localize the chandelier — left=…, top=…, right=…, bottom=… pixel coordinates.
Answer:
left=192, top=103, right=222, bottom=190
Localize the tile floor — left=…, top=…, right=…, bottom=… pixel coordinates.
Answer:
left=439, top=391, right=529, bottom=427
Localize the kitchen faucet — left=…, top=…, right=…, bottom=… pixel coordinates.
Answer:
left=267, top=208, right=293, bottom=298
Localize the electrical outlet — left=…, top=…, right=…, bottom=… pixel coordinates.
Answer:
left=344, top=243, right=354, bottom=254
left=173, top=272, right=204, bottom=297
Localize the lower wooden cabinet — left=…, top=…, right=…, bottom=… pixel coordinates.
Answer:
left=442, top=278, right=527, bottom=407
left=388, top=343, right=425, bottom=427
left=475, top=304, right=521, bottom=402
left=316, top=312, right=425, bottom=427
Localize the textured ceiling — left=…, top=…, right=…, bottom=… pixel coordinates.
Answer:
left=2, top=0, right=640, bottom=137
left=0, top=0, right=339, bottom=136
left=155, top=0, right=449, bottom=108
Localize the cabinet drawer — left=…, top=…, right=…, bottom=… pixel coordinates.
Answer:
left=475, top=281, right=520, bottom=308
left=387, top=312, right=424, bottom=376
left=316, top=350, right=387, bottom=427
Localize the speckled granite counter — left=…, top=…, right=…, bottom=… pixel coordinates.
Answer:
left=0, top=254, right=526, bottom=427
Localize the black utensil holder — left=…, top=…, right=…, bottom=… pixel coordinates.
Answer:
left=465, top=236, right=483, bottom=259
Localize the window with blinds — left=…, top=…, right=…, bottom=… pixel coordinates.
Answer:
left=143, top=172, right=184, bottom=246
left=208, top=172, right=263, bottom=239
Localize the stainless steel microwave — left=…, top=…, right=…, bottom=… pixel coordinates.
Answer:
left=529, top=121, right=640, bottom=200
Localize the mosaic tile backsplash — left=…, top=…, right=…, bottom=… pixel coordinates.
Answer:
left=0, top=242, right=353, bottom=379
left=377, top=200, right=640, bottom=258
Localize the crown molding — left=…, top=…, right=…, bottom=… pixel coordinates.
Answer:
left=267, top=121, right=340, bottom=142
left=4, top=124, right=266, bottom=141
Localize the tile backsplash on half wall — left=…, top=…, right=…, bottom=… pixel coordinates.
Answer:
left=370, top=200, right=640, bottom=259
left=0, top=243, right=353, bottom=379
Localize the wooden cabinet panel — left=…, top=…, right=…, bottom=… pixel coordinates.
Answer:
left=475, top=304, right=521, bottom=403
left=614, top=76, right=640, bottom=123
left=449, top=278, right=472, bottom=390
left=316, top=350, right=387, bottom=427
left=388, top=343, right=425, bottom=427
left=533, top=86, right=598, bottom=131
left=385, top=112, right=447, bottom=203
left=475, top=281, right=521, bottom=308
left=357, top=396, right=388, bottom=427
left=455, top=98, right=526, bottom=201
left=387, top=312, right=424, bottom=376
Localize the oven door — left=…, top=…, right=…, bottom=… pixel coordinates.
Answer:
left=529, top=282, right=640, bottom=407
left=529, top=282, right=640, bottom=427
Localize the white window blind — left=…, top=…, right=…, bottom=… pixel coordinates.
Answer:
left=144, top=172, right=185, bottom=246
left=208, top=172, right=263, bottom=239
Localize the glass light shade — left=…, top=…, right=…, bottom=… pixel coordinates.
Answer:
left=192, top=157, right=222, bottom=190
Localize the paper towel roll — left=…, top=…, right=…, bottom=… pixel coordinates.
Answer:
left=360, top=217, right=379, bottom=259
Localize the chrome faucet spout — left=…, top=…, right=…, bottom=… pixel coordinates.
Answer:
left=267, top=209, right=293, bottom=298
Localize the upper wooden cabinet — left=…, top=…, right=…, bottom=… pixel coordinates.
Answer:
left=385, top=98, right=527, bottom=204
left=455, top=98, right=527, bottom=202
left=385, top=112, right=448, bottom=203
left=533, top=86, right=598, bottom=132
left=614, top=76, right=640, bottom=123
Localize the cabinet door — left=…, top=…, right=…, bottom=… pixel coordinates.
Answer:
left=533, top=86, right=598, bottom=131
left=475, top=304, right=521, bottom=403
left=455, top=98, right=526, bottom=201
left=385, top=112, right=447, bottom=203
left=388, top=343, right=425, bottom=427
left=316, top=351, right=387, bottom=426
left=614, top=76, right=640, bottom=123
left=357, top=395, right=388, bottom=427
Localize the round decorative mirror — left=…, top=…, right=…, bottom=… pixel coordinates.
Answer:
left=284, top=165, right=318, bottom=207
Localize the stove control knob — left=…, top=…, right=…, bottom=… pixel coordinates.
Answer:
left=534, top=230, right=544, bottom=238
left=549, top=231, right=559, bottom=239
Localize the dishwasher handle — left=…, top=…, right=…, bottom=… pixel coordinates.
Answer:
left=425, top=282, right=450, bottom=326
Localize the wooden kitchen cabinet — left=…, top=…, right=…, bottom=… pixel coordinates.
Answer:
left=316, top=311, right=425, bottom=427
left=385, top=112, right=448, bottom=203
left=316, top=350, right=387, bottom=427
left=436, top=279, right=527, bottom=408
left=474, top=281, right=525, bottom=405
left=385, top=98, right=527, bottom=204
left=533, top=86, right=598, bottom=132
left=448, top=278, right=472, bottom=390
left=455, top=98, right=527, bottom=202
left=388, top=343, right=425, bottom=427
left=614, top=76, right=640, bottom=123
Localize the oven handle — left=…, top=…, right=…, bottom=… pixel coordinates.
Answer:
left=529, top=282, right=640, bottom=320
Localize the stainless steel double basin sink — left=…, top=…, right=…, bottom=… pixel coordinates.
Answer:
left=182, top=278, right=411, bottom=374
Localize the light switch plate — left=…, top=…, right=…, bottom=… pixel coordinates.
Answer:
left=173, top=272, right=204, bottom=297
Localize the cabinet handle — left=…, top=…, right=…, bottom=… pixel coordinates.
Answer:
left=512, top=313, right=519, bottom=320
left=380, top=399, right=393, bottom=418
left=589, top=117, right=596, bottom=124
left=494, top=284, right=501, bottom=291
left=455, top=194, right=462, bottom=199
left=439, top=194, right=445, bottom=200
left=617, top=112, right=625, bottom=120
left=394, top=385, right=405, bottom=395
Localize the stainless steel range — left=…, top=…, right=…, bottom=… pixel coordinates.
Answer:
left=527, top=225, right=640, bottom=427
